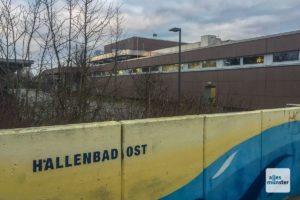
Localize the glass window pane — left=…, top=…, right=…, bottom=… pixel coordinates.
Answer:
left=173, top=64, right=184, bottom=70
left=150, top=66, right=159, bottom=72
left=162, top=65, right=172, bottom=71
left=142, top=67, right=150, bottom=73
left=243, top=55, right=264, bottom=64
left=224, top=58, right=240, bottom=66
left=188, top=62, right=200, bottom=69
left=203, top=60, right=216, bottom=68
left=273, top=51, right=299, bottom=62
left=133, top=68, right=141, bottom=73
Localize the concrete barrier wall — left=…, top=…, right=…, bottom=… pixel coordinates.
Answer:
left=203, top=111, right=262, bottom=200
left=0, top=122, right=121, bottom=200
left=1, top=107, right=300, bottom=200
left=121, top=116, right=204, bottom=200
left=260, top=107, right=300, bottom=199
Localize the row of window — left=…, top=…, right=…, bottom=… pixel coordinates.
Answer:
left=223, top=51, right=299, bottom=66
left=89, top=51, right=300, bottom=77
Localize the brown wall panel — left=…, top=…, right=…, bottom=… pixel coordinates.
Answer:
left=266, top=33, right=300, bottom=53
left=94, top=65, right=300, bottom=110
left=104, top=37, right=180, bottom=53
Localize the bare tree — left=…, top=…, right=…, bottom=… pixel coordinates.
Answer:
left=0, top=0, right=24, bottom=91
left=71, top=0, right=114, bottom=120
left=110, top=4, right=123, bottom=98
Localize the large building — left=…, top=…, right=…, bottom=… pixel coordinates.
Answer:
left=46, top=31, right=300, bottom=110
left=86, top=30, right=300, bottom=110
left=90, top=37, right=186, bottom=64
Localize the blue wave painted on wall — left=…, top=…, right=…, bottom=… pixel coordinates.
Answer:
left=160, top=120, right=300, bottom=200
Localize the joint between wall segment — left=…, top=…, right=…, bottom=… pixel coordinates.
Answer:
left=121, top=123, right=125, bottom=200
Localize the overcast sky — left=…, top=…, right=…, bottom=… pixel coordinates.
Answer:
left=120, top=0, right=300, bottom=43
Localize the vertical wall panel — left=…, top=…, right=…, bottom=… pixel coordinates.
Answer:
left=0, top=122, right=121, bottom=200
left=203, top=111, right=262, bottom=200
left=261, top=107, right=300, bottom=199
left=121, top=116, right=204, bottom=200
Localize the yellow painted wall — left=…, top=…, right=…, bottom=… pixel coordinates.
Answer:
left=261, top=107, right=300, bottom=162
left=1, top=106, right=300, bottom=200
left=262, top=107, right=300, bottom=131
left=204, top=111, right=261, bottom=168
left=121, top=116, right=204, bottom=200
left=0, top=122, right=121, bottom=200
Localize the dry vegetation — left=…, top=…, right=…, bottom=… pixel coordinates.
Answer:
left=0, top=0, right=242, bottom=129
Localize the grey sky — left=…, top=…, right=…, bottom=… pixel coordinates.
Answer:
left=120, top=0, right=300, bottom=43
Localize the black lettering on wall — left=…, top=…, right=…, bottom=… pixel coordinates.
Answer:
left=134, top=145, right=141, bottom=156
left=127, top=146, right=133, bottom=157
left=74, top=154, right=81, bottom=166
left=102, top=150, right=110, bottom=162
left=83, top=152, right=92, bottom=164
left=141, top=144, right=147, bottom=154
left=33, top=159, right=42, bottom=172
left=44, top=158, right=54, bottom=171
left=56, top=157, right=63, bottom=169
left=93, top=151, right=101, bottom=162
left=65, top=156, right=72, bottom=167
left=32, top=144, right=148, bottom=173
left=111, top=149, right=118, bottom=160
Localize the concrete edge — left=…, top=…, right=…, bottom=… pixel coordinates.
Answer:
left=120, top=115, right=204, bottom=125
left=0, top=121, right=121, bottom=136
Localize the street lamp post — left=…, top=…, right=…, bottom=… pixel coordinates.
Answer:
left=169, top=27, right=181, bottom=100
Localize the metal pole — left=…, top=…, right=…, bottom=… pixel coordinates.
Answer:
left=178, top=29, right=181, bottom=100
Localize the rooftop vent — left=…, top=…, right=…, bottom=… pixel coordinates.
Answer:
left=200, top=35, right=222, bottom=47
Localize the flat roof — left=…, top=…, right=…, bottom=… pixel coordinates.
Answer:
left=0, top=58, right=33, bottom=66
left=90, top=49, right=158, bottom=63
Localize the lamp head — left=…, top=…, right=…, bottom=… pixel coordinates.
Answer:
left=169, top=27, right=181, bottom=32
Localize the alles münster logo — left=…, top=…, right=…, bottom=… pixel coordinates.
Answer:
left=266, top=168, right=290, bottom=193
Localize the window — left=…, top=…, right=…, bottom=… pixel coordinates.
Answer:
left=173, top=64, right=184, bottom=71
left=150, top=66, right=159, bottom=72
left=188, top=62, right=200, bottom=69
left=224, top=58, right=240, bottom=66
left=273, top=51, right=299, bottom=62
left=142, top=67, right=150, bottom=73
left=162, top=65, right=172, bottom=71
left=203, top=60, right=216, bottom=68
left=100, top=71, right=106, bottom=76
left=106, top=71, right=112, bottom=76
left=133, top=68, right=141, bottom=73
left=243, top=55, right=264, bottom=64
